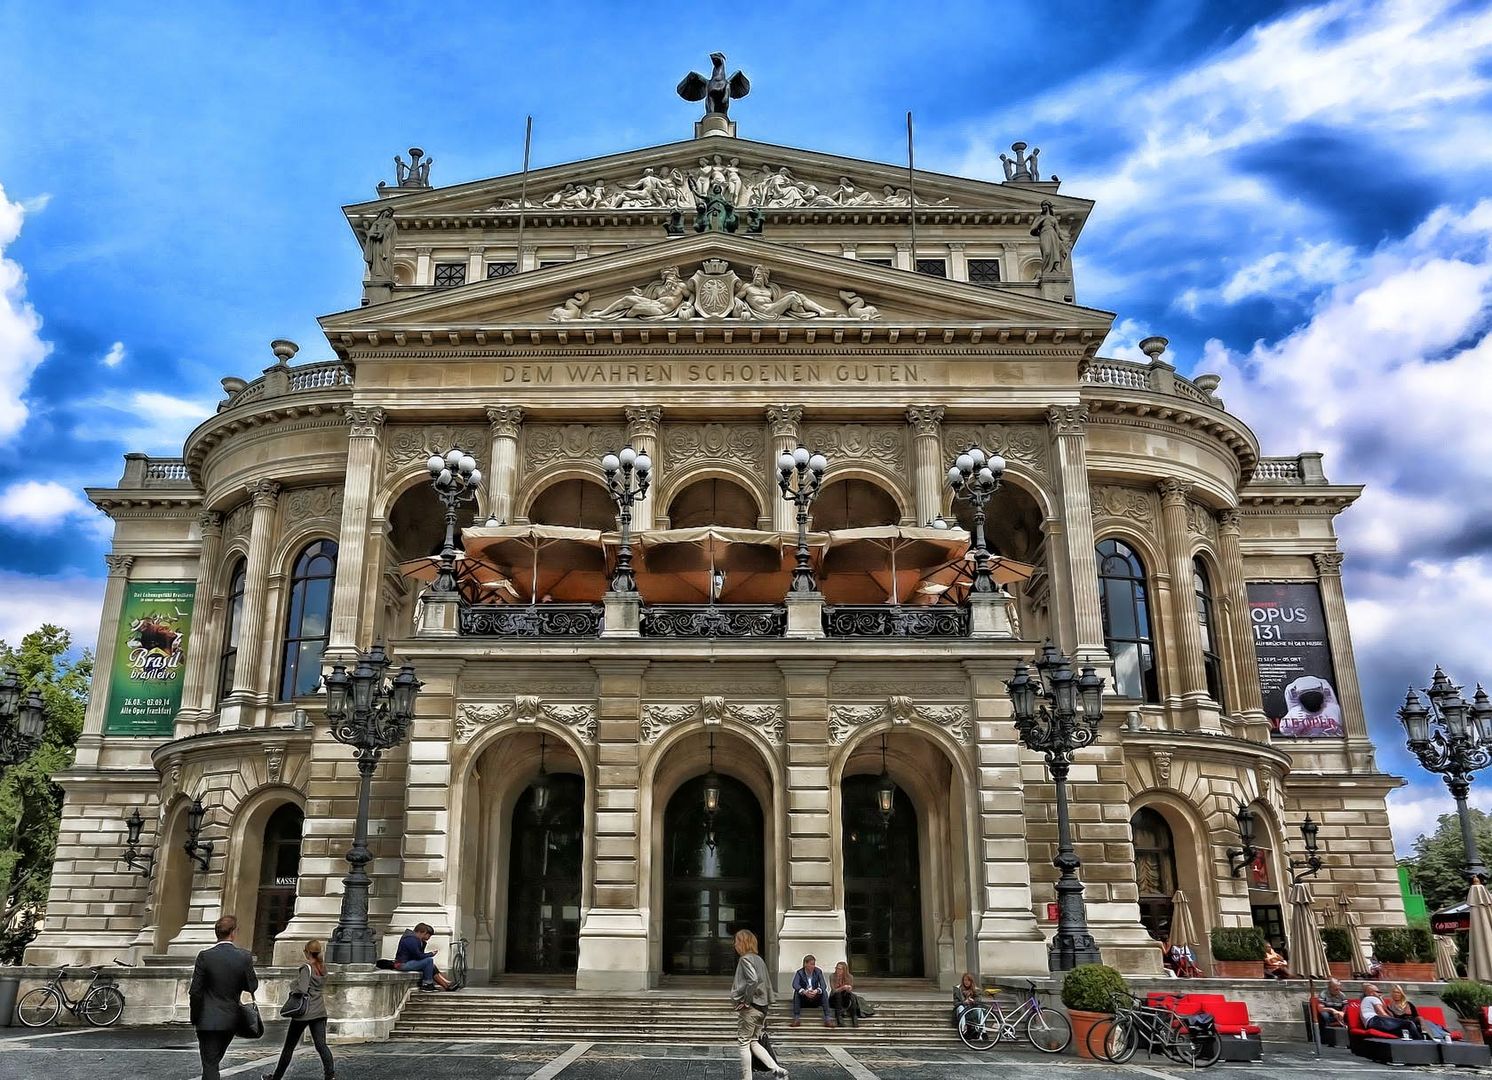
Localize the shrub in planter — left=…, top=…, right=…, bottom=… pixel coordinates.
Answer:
left=1439, top=980, right=1492, bottom=1020
left=1063, top=964, right=1129, bottom=1060
left=1372, top=927, right=1434, bottom=963
left=1210, top=927, right=1265, bottom=961
left=1322, top=926, right=1353, bottom=964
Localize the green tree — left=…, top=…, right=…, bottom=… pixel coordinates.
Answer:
left=1402, top=807, right=1492, bottom=915
left=0, top=625, right=91, bottom=962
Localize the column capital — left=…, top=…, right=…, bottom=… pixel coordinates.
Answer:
left=104, top=553, right=135, bottom=578
left=487, top=405, right=524, bottom=439
left=1157, top=478, right=1193, bottom=507
left=197, top=510, right=223, bottom=540
left=905, top=405, right=945, bottom=437
left=1313, top=551, right=1345, bottom=576
left=894, top=241, right=912, bottom=252
left=625, top=405, right=661, bottom=440
left=344, top=405, right=386, bottom=438
left=947, top=241, right=966, bottom=251
left=766, top=404, right=803, bottom=438
left=247, top=479, right=281, bottom=508
left=1046, top=403, right=1089, bottom=435
left=1217, top=508, right=1243, bottom=532
left=415, top=245, right=432, bottom=256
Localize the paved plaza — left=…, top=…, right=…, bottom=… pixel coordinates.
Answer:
left=0, top=1026, right=1487, bottom=1080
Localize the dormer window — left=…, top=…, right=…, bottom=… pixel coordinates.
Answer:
left=434, top=262, right=467, bottom=287
left=968, top=259, right=1002, bottom=285
left=915, top=259, right=947, bottom=277
left=486, top=261, right=518, bottom=279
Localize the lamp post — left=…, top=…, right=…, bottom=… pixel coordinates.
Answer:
left=702, top=732, right=722, bottom=849
left=875, top=734, right=896, bottom=827
left=323, top=644, right=423, bottom=965
left=121, top=807, right=152, bottom=876
left=602, top=446, right=652, bottom=593
left=183, top=796, right=214, bottom=873
left=1007, top=641, right=1105, bottom=970
left=531, top=733, right=551, bottom=822
left=1288, top=815, right=1324, bottom=885
left=945, top=446, right=1006, bottom=594
left=426, top=447, right=482, bottom=595
left=1226, top=803, right=1259, bottom=877
left=0, top=667, right=46, bottom=771
left=776, top=445, right=828, bottom=593
left=1399, top=666, right=1492, bottom=883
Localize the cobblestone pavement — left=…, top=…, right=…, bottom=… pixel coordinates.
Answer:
left=1, top=1026, right=1488, bottom=1080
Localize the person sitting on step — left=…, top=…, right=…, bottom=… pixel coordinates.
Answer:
left=953, top=972, right=986, bottom=1032
left=395, top=922, right=455, bottom=992
left=1263, top=941, right=1291, bottom=980
left=829, top=961, right=858, bottom=1028
left=790, top=954, right=832, bottom=1027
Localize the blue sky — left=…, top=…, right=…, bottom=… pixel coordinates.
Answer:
left=2, top=0, right=1491, bottom=852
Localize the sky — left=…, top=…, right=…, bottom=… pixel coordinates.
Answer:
left=1, top=0, right=1490, bottom=855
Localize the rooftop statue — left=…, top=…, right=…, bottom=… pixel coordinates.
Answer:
left=361, top=207, right=398, bottom=285
left=677, top=52, right=750, bottom=118
left=1000, top=141, right=1040, bottom=183
left=1031, top=200, right=1070, bottom=276
left=394, top=147, right=433, bottom=188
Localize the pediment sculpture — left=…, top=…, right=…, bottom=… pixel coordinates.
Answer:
left=549, top=260, right=881, bottom=322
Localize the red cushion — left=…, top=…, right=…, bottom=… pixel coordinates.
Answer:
left=1346, top=999, right=1402, bottom=1041
left=1418, top=1006, right=1463, bottom=1040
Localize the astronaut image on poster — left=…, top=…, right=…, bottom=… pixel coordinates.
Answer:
left=1276, top=675, right=1344, bottom=738
left=1247, top=580, right=1344, bottom=738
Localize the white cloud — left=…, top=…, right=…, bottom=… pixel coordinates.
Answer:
left=1217, top=241, right=1358, bottom=306
left=0, top=571, right=104, bottom=653
left=100, top=341, right=125, bottom=368
left=1388, top=782, right=1492, bottom=856
left=0, top=182, right=52, bottom=442
left=74, top=390, right=214, bottom=452
left=0, top=480, right=94, bottom=528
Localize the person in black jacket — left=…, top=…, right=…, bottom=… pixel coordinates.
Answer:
left=190, top=914, right=259, bottom=1080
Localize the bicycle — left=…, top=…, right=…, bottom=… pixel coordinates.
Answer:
left=956, top=978, right=1072, bottom=1053
left=1087, top=990, right=1221, bottom=1068
left=17, top=960, right=131, bottom=1028
left=446, top=936, right=469, bottom=990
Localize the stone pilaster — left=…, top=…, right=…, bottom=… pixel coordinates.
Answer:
left=1314, top=552, right=1372, bottom=745
left=73, top=553, right=135, bottom=767
left=1158, top=479, right=1220, bottom=730
left=577, top=659, right=649, bottom=990
left=625, top=406, right=660, bottom=529
left=414, top=246, right=432, bottom=285
left=220, top=480, right=279, bottom=729
left=766, top=404, right=802, bottom=533
left=485, top=406, right=523, bottom=525
left=326, top=407, right=385, bottom=663
left=1047, top=406, right=1106, bottom=664
left=1217, top=510, right=1266, bottom=727
left=906, top=405, right=946, bottom=526
left=175, top=512, right=223, bottom=736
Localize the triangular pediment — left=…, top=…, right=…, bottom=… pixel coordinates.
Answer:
left=319, top=232, right=1114, bottom=338
left=345, top=136, right=1090, bottom=227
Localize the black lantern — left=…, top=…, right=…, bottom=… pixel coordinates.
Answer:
left=122, top=807, right=152, bottom=875
left=1399, top=667, right=1492, bottom=882
left=0, top=667, right=46, bottom=770
left=875, top=735, right=896, bottom=826
left=602, top=446, right=652, bottom=593
left=777, top=445, right=829, bottom=593
left=945, top=445, right=1007, bottom=593
left=1226, top=803, right=1258, bottom=877
left=702, top=733, right=722, bottom=819
left=1289, top=814, right=1325, bottom=884
left=183, top=796, right=214, bottom=872
left=532, top=734, right=552, bottom=821
left=427, top=447, right=482, bottom=594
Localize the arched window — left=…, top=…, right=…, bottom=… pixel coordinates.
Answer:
left=1097, top=539, right=1158, bottom=702
left=1131, top=807, right=1177, bottom=939
left=279, top=540, right=338, bottom=701
left=217, top=558, right=247, bottom=703
left=1193, top=558, right=1225, bottom=708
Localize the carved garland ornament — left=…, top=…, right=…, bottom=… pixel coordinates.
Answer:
left=524, top=424, right=628, bottom=472
left=665, top=423, right=764, bottom=468
left=221, top=501, right=253, bottom=545
left=1090, top=484, right=1156, bottom=526
left=828, top=695, right=971, bottom=745
left=455, top=696, right=598, bottom=744
left=283, top=485, right=344, bottom=522
left=552, top=261, right=880, bottom=323
left=942, top=423, right=1049, bottom=478
left=384, top=425, right=486, bottom=478
left=641, top=696, right=785, bottom=745
left=803, top=424, right=906, bottom=475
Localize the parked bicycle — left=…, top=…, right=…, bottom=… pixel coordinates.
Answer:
left=17, top=960, right=131, bottom=1028
left=957, top=978, right=1072, bottom=1053
left=1085, top=989, right=1221, bottom=1068
left=446, top=936, right=469, bottom=990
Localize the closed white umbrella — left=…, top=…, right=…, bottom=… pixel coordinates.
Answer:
left=1467, top=880, right=1492, bottom=983
left=1289, top=882, right=1329, bottom=1058
left=1435, top=934, right=1460, bottom=982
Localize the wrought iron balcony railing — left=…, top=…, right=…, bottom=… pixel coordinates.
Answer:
left=459, top=603, right=604, bottom=637
left=641, top=604, right=787, bottom=638
left=823, top=604, right=970, bottom=638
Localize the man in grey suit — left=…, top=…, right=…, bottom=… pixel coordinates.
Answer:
left=190, top=914, right=258, bottom=1080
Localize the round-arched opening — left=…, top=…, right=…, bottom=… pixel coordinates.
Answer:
left=812, top=479, right=900, bottom=531
left=952, top=481, right=1050, bottom=639
left=506, top=773, right=585, bottom=973
left=251, top=803, right=304, bottom=961
left=1131, top=806, right=1178, bottom=941
left=662, top=774, right=764, bottom=975
left=842, top=775, right=923, bottom=977
left=667, top=478, right=760, bottom=529
left=528, top=478, right=615, bottom=530
left=155, top=803, right=193, bottom=952
left=1244, top=803, right=1288, bottom=951
left=388, top=482, right=481, bottom=564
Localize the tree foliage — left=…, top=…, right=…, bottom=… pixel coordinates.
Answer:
left=0, top=625, right=91, bottom=962
left=1402, top=806, right=1492, bottom=915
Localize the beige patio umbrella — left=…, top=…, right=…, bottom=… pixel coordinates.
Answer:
left=1289, top=882, right=1330, bottom=1057
left=1467, top=879, right=1492, bottom=982
left=623, top=527, right=827, bottom=604
left=1168, top=889, right=1200, bottom=973
left=820, top=525, right=1035, bottom=605
left=396, top=552, right=512, bottom=604
left=1333, top=895, right=1373, bottom=976
left=461, top=524, right=609, bottom=603
left=1435, top=934, right=1460, bottom=981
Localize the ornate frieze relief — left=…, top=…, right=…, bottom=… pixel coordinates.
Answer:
left=828, top=695, right=971, bottom=745
left=282, top=485, right=344, bottom=523
left=1090, top=484, right=1157, bottom=527
left=640, top=695, right=784, bottom=745
left=455, top=696, right=597, bottom=744
left=665, top=423, right=764, bottom=468
left=942, top=423, right=1049, bottom=478
left=645, top=679, right=780, bottom=698
left=831, top=679, right=964, bottom=697
left=524, top=423, right=628, bottom=472
left=553, top=261, right=880, bottom=322
left=1186, top=501, right=1217, bottom=542
left=461, top=678, right=595, bottom=697
left=384, top=424, right=486, bottom=477
left=802, top=424, right=906, bottom=475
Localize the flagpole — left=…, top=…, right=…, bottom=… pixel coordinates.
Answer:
left=516, top=115, right=533, bottom=272
left=906, top=111, right=917, bottom=271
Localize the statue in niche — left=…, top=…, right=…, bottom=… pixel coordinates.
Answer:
left=676, top=52, right=751, bottom=118
left=361, top=208, right=397, bottom=284
left=394, top=147, right=433, bottom=188
left=1031, top=200, right=1070, bottom=276
left=588, top=266, right=695, bottom=320
left=734, top=266, right=834, bottom=319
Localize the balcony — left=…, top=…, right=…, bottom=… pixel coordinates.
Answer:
left=458, top=603, right=603, bottom=637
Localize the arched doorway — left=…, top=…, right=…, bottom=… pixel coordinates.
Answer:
left=251, top=804, right=303, bottom=961
left=154, top=802, right=193, bottom=953
left=812, top=479, right=900, bottom=530
left=1131, top=807, right=1178, bottom=941
left=667, top=478, right=760, bottom=529
left=842, top=775, right=924, bottom=977
left=505, top=773, right=585, bottom=973
left=529, top=478, right=615, bottom=529
left=663, top=774, right=764, bottom=975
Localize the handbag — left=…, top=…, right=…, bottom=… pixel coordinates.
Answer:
left=237, top=993, right=265, bottom=1040
left=280, top=965, right=308, bottom=1018
left=752, top=1028, right=776, bottom=1072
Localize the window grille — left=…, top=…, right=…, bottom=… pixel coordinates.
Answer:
left=968, top=258, right=1002, bottom=284
left=433, top=263, right=467, bottom=287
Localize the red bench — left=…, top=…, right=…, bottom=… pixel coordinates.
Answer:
left=1146, top=991, right=1262, bottom=1061
left=1345, top=999, right=1441, bottom=1066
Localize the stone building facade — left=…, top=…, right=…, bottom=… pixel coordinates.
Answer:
left=27, top=109, right=1403, bottom=990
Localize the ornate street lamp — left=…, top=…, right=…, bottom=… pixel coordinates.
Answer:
left=0, top=666, right=46, bottom=770
left=875, top=734, right=896, bottom=827
left=183, top=796, right=214, bottom=873
left=1007, top=641, right=1105, bottom=971
left=426, top=447, right=482, bottom=594
left=324, top=644, right=423, bottom=965
left=776, top=445, right=828, bottom=593
left=945, top=446, right=1006, bottom=594
left=121, top=807, right=152, bottom=876
left=1399, top=667, right=1492, bottom=882
left=602, top=446, right=652, bottom=593
left=1288, top=815, right=1324, bottom=885
left=703, top=732, right=722, bottom=849
left=532, top=733, right=551, bottom=822
left=1226, top=803, right=1258, bottom=877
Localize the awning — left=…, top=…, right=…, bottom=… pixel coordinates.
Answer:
left=461, top=524, right=609, bottom=603
left=619, top=527, right=826, bottom=604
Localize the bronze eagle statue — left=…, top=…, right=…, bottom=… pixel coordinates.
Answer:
left=677, top=52, right=750, bottom=118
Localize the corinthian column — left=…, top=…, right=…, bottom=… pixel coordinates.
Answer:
left=176, top=512, right=223, bottom=734
left=1314, top=551, right=1371, bottom=741
left=626, top=406, right=661, bottom=529
left=766, top=404, right=803, bottom=532
left=1157, top=479, right=1216, bottom=728
left=327, top=407, right=386, bottom=661
left=221, top=480, right=280, bottom=729
left=486, top=406, right=523, bottom=525
left=1216, top=509, right=1265, bottom=723
left=906, top=406, right=946, bottom=526
left=1047, top=405, right=1106, bottom=663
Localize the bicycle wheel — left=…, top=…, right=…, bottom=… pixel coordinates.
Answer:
left=1162, top=1031, right=1198, bottom=1067
left=1188, top=1031, right=1223, bottom=1069
left=17, top=987, right=61, bottom=1027
left=958, top=1006, right=998, bottom=1051
left=1025, top=1006, right=1071, bottom=1053
left=1085, top=1016, right=1115, bottom=1059
left=82, top=985, right=125, bottom=1027
left=1105, top=1018, right=1139, bottom=1064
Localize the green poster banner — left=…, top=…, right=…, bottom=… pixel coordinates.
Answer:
left=104, top=581, right=196, bottom=736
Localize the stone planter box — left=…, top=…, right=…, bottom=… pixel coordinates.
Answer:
left=1212, top=960, right=1261, bottom=979
left=1069, top=1009, right=1108, bottom=1059
left=1459, top=1017, right=1485, bottom=1045
left=1380, top=962, right=1436, bottom=981
left=1328, top=962, right=1352, bottom=980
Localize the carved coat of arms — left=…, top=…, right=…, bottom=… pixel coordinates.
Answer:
left=689, top=260, right=740, bottom=319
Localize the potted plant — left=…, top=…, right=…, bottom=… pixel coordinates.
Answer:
left=1438, top=979, right=1492, bottom=1044
left=1322, top=926, right=1354, bottom=981
left=1210, top=927, right=1265, bottom=979
left=1062, top=964, right=1129, bottom=1059
left=1372, top=927, right=1437, bottom=981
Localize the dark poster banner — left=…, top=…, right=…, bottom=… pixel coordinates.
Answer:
left=1247, top=581, right=1343, bottom=738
